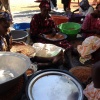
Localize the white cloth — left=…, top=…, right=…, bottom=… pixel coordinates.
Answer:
left=79, top=6, right=94, bottom=16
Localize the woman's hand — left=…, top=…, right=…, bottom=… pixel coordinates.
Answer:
left=51, top=28, right=56, bottom=36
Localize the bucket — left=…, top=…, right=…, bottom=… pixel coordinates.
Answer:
left=58, top=22, right=81, bottom=40
left=51, top=15, right=69, bottom=25
left=13, top=23, right=30, bottom=31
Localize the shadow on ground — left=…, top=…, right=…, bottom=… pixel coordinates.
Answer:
left=13, top=10, right=40, bottom=18
left=13, top=9, right=65, bottom=23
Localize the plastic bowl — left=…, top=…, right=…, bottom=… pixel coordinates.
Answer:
left=13, top=23, right=30, bottom=31
left=10, top=30, right=29, bottom=42
left=51, top=15, right=69, bottom=25
left=58, top=22, right=81, bottom=40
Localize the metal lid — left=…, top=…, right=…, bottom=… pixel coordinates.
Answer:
left=27, top=69, right=83, bottom=100
left=0, top=52, right=31, bottom=84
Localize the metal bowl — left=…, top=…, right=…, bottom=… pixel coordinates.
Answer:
left=10, top=30, right=29, bottom=42
left=26, top=69, right=83, bottom=100
left=0, top=52, right=31, bottom=93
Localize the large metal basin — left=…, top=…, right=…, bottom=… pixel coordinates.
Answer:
left=10, top=30, right=29, bottom=42
left=0, top=52, right=31, bottom=93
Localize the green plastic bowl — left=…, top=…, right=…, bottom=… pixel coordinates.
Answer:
left=58, top=22, right=81, bottom=40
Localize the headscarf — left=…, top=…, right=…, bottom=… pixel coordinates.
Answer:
left=79, top=0, right=90, bottom=11
left=39, top=1, right=51, bottom=11
left=0, top=11, right=12, bottom=22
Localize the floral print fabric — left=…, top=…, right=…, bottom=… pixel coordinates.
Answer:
left=83, top=82, right=100, bottom=100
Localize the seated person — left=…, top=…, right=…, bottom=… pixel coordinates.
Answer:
left=0, top=16, right=26, bottom=51
left=83, top=61, right=100, bottom=100
left=0, top=16, right=12, bottom=51
left=73, top=0, right=94, bottom=16
left=30, top=1, right=58, bottom=43
left=81, top=3, right=100, bottom=38
left=69, top=0, right=94, bottom=23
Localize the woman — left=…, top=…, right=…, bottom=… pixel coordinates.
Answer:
left=81, top=3, right=100, bottom=38
left=30, top=1, right=58, bottom=43
left=0, top=16, right=12, bottom=51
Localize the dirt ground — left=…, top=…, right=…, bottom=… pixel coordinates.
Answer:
left=9, top=0, right=95, bottom=23
left=9, top=0, right=93, bottom=13
left=9, top=0, right=94, bottom=13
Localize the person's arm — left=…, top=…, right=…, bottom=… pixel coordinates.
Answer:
left=85, top=6, right=94, bottom=16
left=72, top=8, right=79, bottom=13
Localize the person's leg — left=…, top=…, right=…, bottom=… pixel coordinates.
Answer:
left=51, top=0, right=57, bottom=7
left=50, top=0, right=54, bottom=9
left=0, top=0, right=11, bottom=12
left=63, top=0, right=71, bottom=11
left=63, top=4, right=67, bottom=11
left=68, top=0, right=71, bottom=10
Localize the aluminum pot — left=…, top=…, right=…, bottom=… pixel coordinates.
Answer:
left=0, top=52, right=31, bottom=94
left=10, top=30, right=29, bottom=42
left=26, top=69, right=84, bottom=100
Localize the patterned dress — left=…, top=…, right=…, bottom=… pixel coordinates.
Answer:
left=0, top=33, right=12, bottom=51
left=30, top=13, right=58, bottom=42
left=83, top=82, right=100, bottom=100
left=82, top=14, right=100, bottom=37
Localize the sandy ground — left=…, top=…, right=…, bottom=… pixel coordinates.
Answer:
left=9, top=0, right=80, bottom=23
left=10, top=0, right=94, bottom=13
left=10, top=0, right=81, bottom=13
left=9, top=0, right=94, bottom=23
